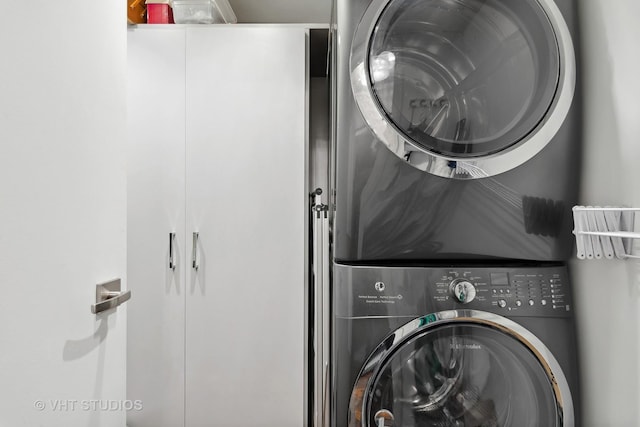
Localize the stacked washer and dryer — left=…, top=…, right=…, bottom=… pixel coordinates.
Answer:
left=330, top=0, right=582, bottom=426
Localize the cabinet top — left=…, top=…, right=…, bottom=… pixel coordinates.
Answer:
left=128, top=23, right=329, bottom=31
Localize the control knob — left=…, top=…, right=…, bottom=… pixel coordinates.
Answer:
left=450, top=279, right=477, bottom=304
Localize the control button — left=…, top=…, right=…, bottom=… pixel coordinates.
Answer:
left=492, top=289, right=497, bottom=294
left=515, top=300, right=522, bottom=307
left=528, top=299, right=535, bottom=306
left=498, top=299, right=507, bottom=308
left=506, top=289, right=510, bottom=294
left=541, top=299, right=547, bottom=306
left=450, top=280, right=477, bottom=304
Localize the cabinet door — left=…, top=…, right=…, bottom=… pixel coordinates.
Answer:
left=127, top=27, right=186, bottom=427
left=185, top=27, right=307, bottom=427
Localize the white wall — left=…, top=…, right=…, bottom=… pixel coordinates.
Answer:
left=228, top=0, right=331, bottom=23
left=572, top=1, right=640, bottom=425
left=0, top=2, right=127, bottom=427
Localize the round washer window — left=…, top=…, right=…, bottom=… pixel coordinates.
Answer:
left=363, top=323, right=560, bottom=426
left=368, top=0, right=560, bottom=158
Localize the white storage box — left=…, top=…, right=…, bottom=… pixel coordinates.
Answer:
left=172, top=0, right=237, bottom=24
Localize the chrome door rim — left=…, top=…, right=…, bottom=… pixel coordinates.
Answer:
left=349, top=309, right=574, bottom=426
left=350, top=0, right=576, bottom=179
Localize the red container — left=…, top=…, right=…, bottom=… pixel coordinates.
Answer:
left=147, top=3, right=174, bottom=24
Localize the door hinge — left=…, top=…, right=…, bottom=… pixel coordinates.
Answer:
left=311, top=188, right=329, bottom=219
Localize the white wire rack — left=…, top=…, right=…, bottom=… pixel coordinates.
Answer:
left=572, top=206, right=640, bottom=260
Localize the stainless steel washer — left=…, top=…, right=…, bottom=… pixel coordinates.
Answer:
left=332, top=263, right=580, bottom=426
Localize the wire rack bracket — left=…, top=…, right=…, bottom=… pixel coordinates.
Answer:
left=572, top=206, right=640, bottom=260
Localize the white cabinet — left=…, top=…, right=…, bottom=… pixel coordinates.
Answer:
left=127, top=27, right=186, bottom=427
left=127, top=26, right=307, bottom=427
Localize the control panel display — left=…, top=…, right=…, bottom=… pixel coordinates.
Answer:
left=431, top=267, right=572, bottom=317
left=333, top=264, right=573, bottom=318
left=490, top=272, right=509, bottom=286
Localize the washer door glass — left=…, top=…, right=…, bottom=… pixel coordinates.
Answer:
left=363, top=323, right=560, bottom=426
left=368, top=0, right=560, bottom=158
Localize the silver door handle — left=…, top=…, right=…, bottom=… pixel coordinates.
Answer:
left=91, top=278, right=131, bottom=314
left=192, top=232, right=199, bottom=270
left=169, top=232, right=176, bottom=270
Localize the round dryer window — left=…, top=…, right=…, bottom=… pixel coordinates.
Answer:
left=350, top=0, right=576, bottom=178
left=349, top=311, right=574, bottom=426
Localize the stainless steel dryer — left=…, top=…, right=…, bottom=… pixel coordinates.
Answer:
left=332, top=263, right=580, bottom=427
left=332, top=0, right=582, bottom=262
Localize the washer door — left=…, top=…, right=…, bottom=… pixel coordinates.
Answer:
left=350, top=0, right=576, bottom=179
left=349, top=310, right=573, bottom=427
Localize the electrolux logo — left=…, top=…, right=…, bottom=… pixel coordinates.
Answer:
left=450, top=343, right=482, bottom=350
left=374, top=281, right=385, bottom=292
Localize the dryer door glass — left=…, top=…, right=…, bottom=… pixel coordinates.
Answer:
left=368, top=0, right=559, bottom=158
left=361, top=323, right=560, bottom=426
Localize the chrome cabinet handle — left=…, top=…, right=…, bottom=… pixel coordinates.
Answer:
left=91, top=279, right=131, bottom=314
left=192, top=232, right=199, bottom=270
left=169, top=232, right=176, bottom=270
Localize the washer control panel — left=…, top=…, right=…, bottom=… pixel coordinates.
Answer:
left=432, top=266, right=572, bottom=316
left=333, top=263, right=573, bottom=318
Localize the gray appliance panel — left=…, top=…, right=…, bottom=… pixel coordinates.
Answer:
left=334, top=263, right=573, bottom=318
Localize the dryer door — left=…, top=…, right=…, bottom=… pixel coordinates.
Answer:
left=349, top=310, right=573, bottom=427
left=350, top=0, right=575, bottom=179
